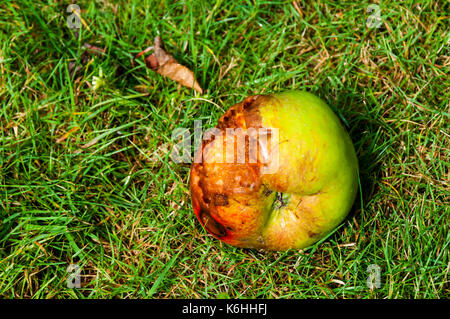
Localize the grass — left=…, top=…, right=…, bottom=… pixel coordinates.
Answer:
left=0, top=0, right=448, bottom=299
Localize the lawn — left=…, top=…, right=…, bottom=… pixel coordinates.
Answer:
left=0, top=0, right=448, bottom=298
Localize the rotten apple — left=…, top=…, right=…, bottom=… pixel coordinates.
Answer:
left=189, top=90, right=358, bottom=251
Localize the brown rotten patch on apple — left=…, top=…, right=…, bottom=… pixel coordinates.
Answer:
left=190, top=91, right=359, bottom=251
left=190, top=95, right=282, bottom=248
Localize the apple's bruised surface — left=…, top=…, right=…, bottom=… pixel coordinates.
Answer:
left=190, top=91, right=358, bottom=251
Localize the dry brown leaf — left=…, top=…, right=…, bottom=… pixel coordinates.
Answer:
left=136, top=36, right=203, bottom=94
left=83, top=43, right=106, bottom=56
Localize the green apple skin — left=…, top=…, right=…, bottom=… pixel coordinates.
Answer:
left=190, top=90, right=359, bottom=251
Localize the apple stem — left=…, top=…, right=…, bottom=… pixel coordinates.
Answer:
left=272, top=192, right=289, bottom=210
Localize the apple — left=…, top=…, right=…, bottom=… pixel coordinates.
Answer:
left=189, top=90, right=358, bottom=251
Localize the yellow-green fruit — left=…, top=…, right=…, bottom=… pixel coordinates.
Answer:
left=190, top=90, right=358, bottom=251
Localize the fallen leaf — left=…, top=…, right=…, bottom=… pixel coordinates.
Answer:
left=136, top=36, right=203, bottom=94
left=83, top=43, right=106, bottom=56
